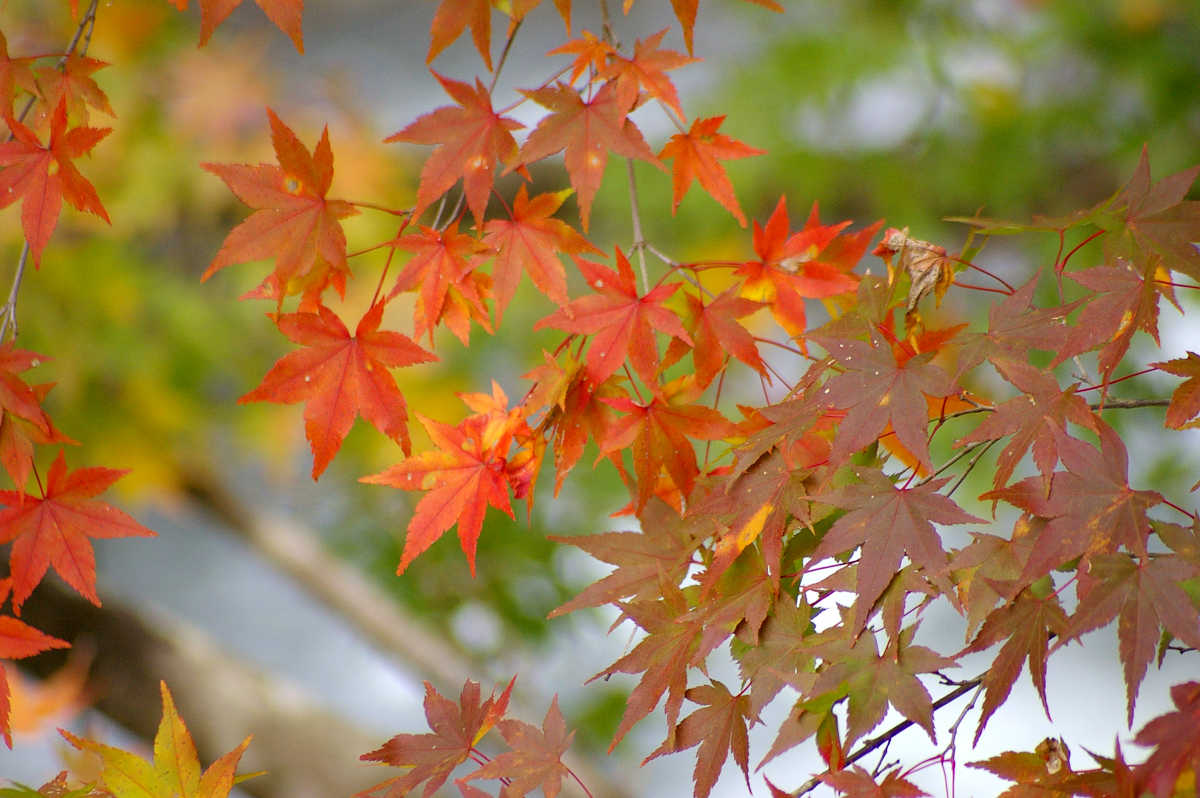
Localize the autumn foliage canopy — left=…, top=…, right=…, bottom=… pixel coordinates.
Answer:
left=2, top=1, right=1200, bottom=797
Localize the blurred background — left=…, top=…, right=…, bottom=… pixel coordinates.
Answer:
left=0, top=0, right=1198, bottom=795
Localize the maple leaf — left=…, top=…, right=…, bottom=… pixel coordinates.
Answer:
left=202, top=109, right=357, bottom=307
left=982, top=423, right=1162, bottom=582
left=427, top=0, right=493, bottom=71
left=62, top=681, right=253, bottom=798
left=954, top=358, right=1098, bottom=492
left=735, top=595, right=814, bottom=715
left=812, top=328, right=958, bottom=473
left=807, top=470, right=981, bottom=635
left=175, top=0, right=304, bottom=53
left=600, top=28, right=696, bottom=121
left=665, top=0, right=783, bottom=54
left=1058, top=553, right=1200, bottom=724
left=645, top=680, right=754, bottom=798
left=680, top=288, right=766, bottom=387
left=549, top=498, right=710, bottom=617
left=547, top=31, right=615, bottom=84
left=689, top=448, right=814, bottom=590
left=1152, top=351, right=1200, bottom=429
left=0, top=451, right=154, bottom=613
left=465, top=696, right=574, bottom=798
left=359, top=679, right=513, bottom=798
left=386, top=72, right=522, bottom=225
left=809, top=622, right=956, bottom=746
left=591, top=582, right=706, bottom=750
left=514, top=81, right=662, bottom=231
left=962, top=588, right=1068, bottom=744
left=1133, top=681, right=1200, bottom=798
left=0, top=32, right=36, bottom=114
left=239, top=302, right=435, bottom=479
left=0, top=98, right=110, bottom=266
left=1104, top=145, right=1200, bottom=282
left=535, top=248, right=691, bottom=388
left=0, top=345, right=75, bottom=494
left=737, top=197, right=879, bottom=338
left=31, top=54, right=114, bottom=125
left=361, top=389, right=527, bottom=575
left=820, top=766, right=929, bottom=798
left=0, top=616, right=69, bottom=748
left=953, top=271, right=1078, bottom=377
left=659, top=116, right=764, bottom=226
left=1049, top=259, right=1170, bottom=385
left=968, top=745, right=1081, bottom=798
left=481, top=185, right=601, bottom=321
left=599, top=385, right=734, bottom=511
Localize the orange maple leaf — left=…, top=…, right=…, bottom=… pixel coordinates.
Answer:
left=0, top=345, right=76, bottom=495
left=659, top=115, right=764, bottom=226
left=482, top=185, right=601, bottom=320
left=514, top=81, right=662, bottom=231
left=0, top=98, right=110, bottom=266
left=0, top=616, right=69, bottom=747
left=535, top=248, right=691, bottom=389
left=737, top=197, right=879, bottom=338
left=387, top=219, right=494, bottom=344
left=172, top=0, right=304, bottom=53
left=0, top=451, right=155, bottom=613
left=202, top=108, right=357, bottom=309
left=362, top=386, right=530, bottom=575
left=240, top=302, right=435, bottom=479
left=386, top=72, right=522, bottom=226
left=600, top=28, right=696, bottom=121
left=427, top=0, right=493, bottom=70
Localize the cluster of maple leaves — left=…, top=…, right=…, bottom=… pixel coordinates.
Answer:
left=4, top=1, right=1200, bottom=797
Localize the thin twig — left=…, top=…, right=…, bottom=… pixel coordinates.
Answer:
left=0, top=243, right=30, bottom=341
left=625, top=158, right=650, bottom=292
left=790, top=675, right=984, bottom=797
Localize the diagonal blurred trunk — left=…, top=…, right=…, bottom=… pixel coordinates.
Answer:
left=19, top=580, right=382, bottom=798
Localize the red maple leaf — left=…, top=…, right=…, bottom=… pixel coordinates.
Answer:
left=549, top=498, right=710, bottom=617
left=241, top=302, right=434, bottom=479
left=514, top=81, right=661, bottom=231
left=466, top=696, right=575, bottom=798
left=983, top=423, right=1162, bottom=582
left=1060, top=553, right=1200, bottom=724
left=360, top=679, right=513, bottom=798
left=1153, top=351, right=1200, bottom=428
left=1106, top=145, right=1200, bottom=282
left=962, top=588, right=1068, bottom=743
left=807, top=470, right=981, bottom=635
left=173, top=0, right=304, bottom=53
left=0, top=98, right=110, bottom=266
left=820, top=766, right=929, bottom=798
left=481, top=185, right=601, bottom=321
left=361, top=397, right=524, bottom=575
left=955, top=358, right=1098, bottom=492
left=535, top=248, right=691, bottom=388
left=600, top=28, right=696, bottom=121
left=812, top=329, right=958, bottom=473
left=0, top=31, right=36, bottom=114
left=387, top=219, right=494, bottom=344
left=659, top=116, right=764, bottom=226
left=202, top=109, right=358, bottom=308
left=1134, top=681, right=1200, bottom=798
left=645, top=680, right=754, bottom=798
left=386, top=72, right=522, bottom=225
left=0, top=451, right=155, bottom=613
left=737, top=197, right=877, bottom=338
left=599, top=388, right=733, bottom=511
